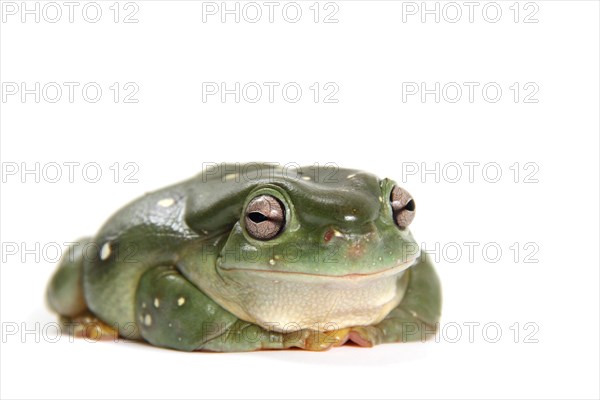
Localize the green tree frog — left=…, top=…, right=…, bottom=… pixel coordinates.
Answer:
left=47, top=164, right=441, bottom=351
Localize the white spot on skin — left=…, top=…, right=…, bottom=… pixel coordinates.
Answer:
left=225, top=173, right=239, bottom=181
left=178, top=337, right=182, bottom=341
left=100, top=242, right=111, bottom=260
left=177, top=297, right=186, bottom=306
left=144, top=314, right=152, bottom=326
left=269, top=259, right=275, bottom=266
left=379, top=196, right=383, bottom=203
left=301, top=176, right=311, bottom=181
left=168, top=323, right=173, bottom=328
left=154, top=298, right=160, bottom=308
left=344, top=215, right=357, bottom=222
left=333, top=229, right=344, bottom=238
left=157, top=198, right=175, bottom=208
left=141, top=302, right=146, bottom=309
left=347, top=173, right=356, bottom=179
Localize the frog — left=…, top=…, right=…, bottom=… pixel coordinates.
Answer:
left=46, top=163, right=441, bottom=352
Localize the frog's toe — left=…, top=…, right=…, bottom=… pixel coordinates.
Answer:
left=295, top=328, right=351, bottom=351
left=346, top=325, right=384, bottom=347
left=286, top=325, right=381, bottom=351
left=60, top=312, right=118, bottom=341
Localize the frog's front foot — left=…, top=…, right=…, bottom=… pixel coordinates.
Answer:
left=288, top=328, right=351, bottom=351
left=283, top=325, right=382, bottom=351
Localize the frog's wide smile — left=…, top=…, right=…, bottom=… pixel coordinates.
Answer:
left=218, top=255, right=419, bottom=282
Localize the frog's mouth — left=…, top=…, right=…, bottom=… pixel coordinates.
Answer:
left=217, top=255, right=419, bottom=284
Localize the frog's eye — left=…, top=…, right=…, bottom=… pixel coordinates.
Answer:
left=244, top=195, right=286, bottom=240
left=390, top=186, right=415, bottom=229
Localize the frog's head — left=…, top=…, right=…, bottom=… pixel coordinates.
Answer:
left=219, top=169, right=419, bottom=277
left=187, top=165, right=422, bottom=331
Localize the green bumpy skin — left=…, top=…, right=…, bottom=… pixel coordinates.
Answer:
left=47, top=164, right=442, bottom=352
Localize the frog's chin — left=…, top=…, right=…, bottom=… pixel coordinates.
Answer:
left=205, top=257, right=417, bottom=332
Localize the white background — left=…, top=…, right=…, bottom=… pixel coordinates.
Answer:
left=1, top=1, right=599, bottom=399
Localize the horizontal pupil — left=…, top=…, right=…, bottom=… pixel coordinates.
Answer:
left=248, top=212, right=268, bottom=223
